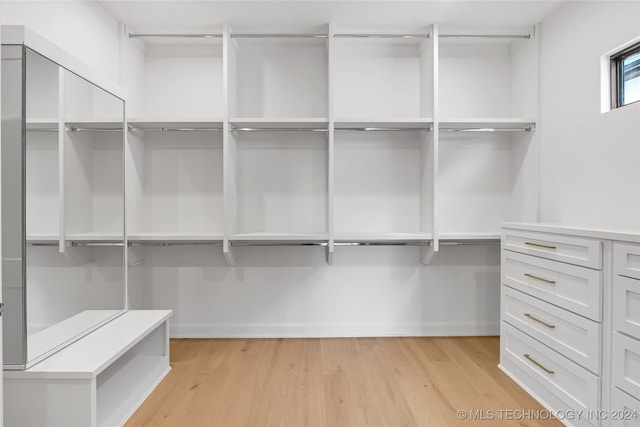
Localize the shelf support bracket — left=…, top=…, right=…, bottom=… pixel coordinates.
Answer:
left=64, top=243, right=94, bottom=264
left=326, top=241, right=334, bottom=265
left=127, top=245, right=145, bottom=267
left=421, top=245, right=436, bottom=265
left=223, top=240, right=235, bottom=266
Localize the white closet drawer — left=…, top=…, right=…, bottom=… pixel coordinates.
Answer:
left=503, top=229, right=602, bottom=269
left=610, top=387, right=640, bottom=426
left=614, top=275, right=640, bottom=340
left=614, top=243, right=640, bottom=280
left=502, top=287, right=601, bottom=374
left=502, top=323, right=600, bottom=417
left=502, top=250, right=602, bottom=321
left=613, top=332, right=640, bottom=400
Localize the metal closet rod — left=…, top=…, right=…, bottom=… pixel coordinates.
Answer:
left=335, top=241, right=430, bottom=246
left=337, top=127, right=432, bottom=132
left=334, top=34, right=430, bottom=39
left=129, top=241, right=223, bottom=247
left=129, top=33, right=222, bottom=38
left=442, top=127, right=533, bottom=132
left=440, top=34, right=530, bottom=39
left=440, top=240, right=500, bottom=246
left=69, top=127, right=123, bottom=133
left=230, top=127, right=328, bottom=132
left=231, top=241, right=329, bottom=247
left=129, top=127, right=222, bottom=132
left=69, top=242, right=124, bottom=247
left=231, top=33, right=328, bottom=38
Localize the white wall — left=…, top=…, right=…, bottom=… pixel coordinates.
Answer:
left=539, top=1, right=640, bottom=230
left=130, top=244, right=501, bottom=337
left=0, top=1, right=121, bottom=82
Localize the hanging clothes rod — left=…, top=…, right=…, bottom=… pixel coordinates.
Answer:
left=442, top=127, right=533, bottom=133
left=440, top=240, right=500, bottom=246
left=334, top=34, right=430, bottom=39
left=69, top=242, right=125, bottom=247
left=230, top=127, right=328, bottom=132
left=26, top=241, right=59, bottom=247
left=129, top=127, right=222, bottom=132
left=337, top=127, right=432, bottom=132
left=334, top=241, right=431, bottom=247
left=129, top=33, right=222, bottom=38
left=440, top=34, right=530, bottom=39
left=231, top=241, right=329, bottom=247
left=231, top=33, right=327, bottom=38
left=69, top=127, right=123, bottom=133
left=128, top=241, right=223, bottom=247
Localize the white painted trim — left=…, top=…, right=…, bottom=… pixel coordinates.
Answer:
left=170, top=321, right=499, bottom=338
left=1, top=25, right=127, bottom=101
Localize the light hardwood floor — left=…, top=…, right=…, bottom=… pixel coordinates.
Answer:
left=126, top=337, right=562, bottom=427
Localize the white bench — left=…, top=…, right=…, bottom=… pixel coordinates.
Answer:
left=5, top=310, right=172, bottom=427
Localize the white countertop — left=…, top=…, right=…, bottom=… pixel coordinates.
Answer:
left=501, top=222, right=640, bottom=243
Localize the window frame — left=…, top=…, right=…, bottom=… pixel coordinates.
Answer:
left=611, top=41, right=640, bottom=109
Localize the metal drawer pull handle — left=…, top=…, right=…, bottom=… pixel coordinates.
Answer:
left=524, top=354, right=555, bottom=375
left=524, top=273, right=556, bottom=284
left=524, top=242, right=556, bottom=250
left=524, top=313, right=555, bottom=329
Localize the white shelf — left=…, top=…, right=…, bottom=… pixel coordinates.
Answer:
left=65, top=232, right=123, bottom=242
left=28, top=310, right=122, bottom=363
left=231, top=232, right=329, bottom=242
left=7, top=310, right=172, bottom=380
left=335, top=118, right=433, bottom=129
left=26, top=118, right=58, bottom=129
left=439, top=232, right=501, bottom=241
left=26, top=234, right=59, bottom=243
left=439, top=118, right=535, bottom=129
left=128, top=118, right=224, bottom=129
left=230, top=117, right=329, bottom=129
left=128, top=232, right=223, bottom=242
left=334, top=232, right=433, bottom=242
left=65, top=118, right=124, bottom=129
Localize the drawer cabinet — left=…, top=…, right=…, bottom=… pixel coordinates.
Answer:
left=613, top=275, right=640, bottom=339
left=503, top=286, right=601, bottom=374
left=610, top=387, right=640, bottom=426
left=614, top=243, right=640, bottom=280
left=612, top=332, right=640, bottom=400
left=503, top=250, right=602, bottom=321
left=503, top=229, right=602, bottom=269
left=502, top=323, right=601, bottom=415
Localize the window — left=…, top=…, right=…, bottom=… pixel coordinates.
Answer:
left=612, top=42, right=640, bottom=108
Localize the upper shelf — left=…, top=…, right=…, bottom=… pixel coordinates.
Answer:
left=334, top=232, right=432, bottom=242
left=335, top=118, right=433, bottom=129
left=128, top=119, right=224, bottom=130
left=231, top=232, right=329, bottom=242
left=230, top=118, right=329, bottom=129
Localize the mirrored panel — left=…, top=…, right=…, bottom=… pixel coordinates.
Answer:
left=2, top=44, right=126, bottom=368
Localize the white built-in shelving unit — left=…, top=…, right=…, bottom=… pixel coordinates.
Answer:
left=122, top=23, right=539, bottom=264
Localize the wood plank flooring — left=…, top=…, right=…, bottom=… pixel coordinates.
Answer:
left=125, top=337, right=562, bottom=427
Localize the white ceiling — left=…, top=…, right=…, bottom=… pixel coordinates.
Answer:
left=98, top=1, right=565, bottom=33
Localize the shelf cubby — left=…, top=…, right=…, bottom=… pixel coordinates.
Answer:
left=438, top=128, right=536, bottom=236
left=438, top=32, right=536, bottom=119
left=127, top=122, right=224, bottom=238
left=334, top=126, right=434, bottom=238
left=228, top=31, right=328, bottom=119
left=228, top=127, right=328, bottom=238
left=126, top=34, right=223, bottom=120
left=333, top=30, right=433, bottom=120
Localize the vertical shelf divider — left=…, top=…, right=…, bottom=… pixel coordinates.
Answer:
left=422, top=23, right=438, bottom=265
left=327, top=22, right=335, bottom=265
left=222, top=23, right=236, bottom=265
left=57, top=67, right=65, bottom=254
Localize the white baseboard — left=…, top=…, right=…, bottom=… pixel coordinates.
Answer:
left=170, top=321, right=500, bottom=338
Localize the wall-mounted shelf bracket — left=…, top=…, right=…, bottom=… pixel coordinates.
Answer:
left=421, top=243, right=436, bottom=265
left=223, top=240, right=235, bottom=266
